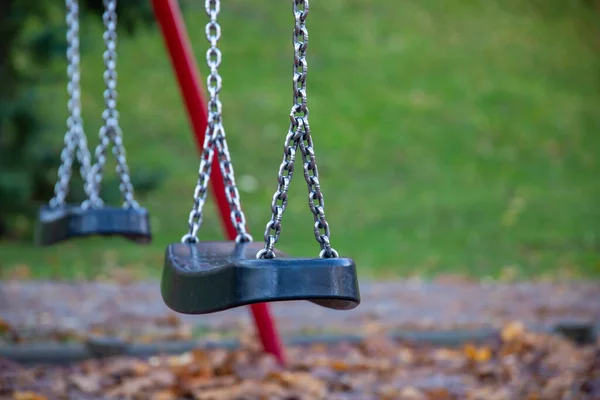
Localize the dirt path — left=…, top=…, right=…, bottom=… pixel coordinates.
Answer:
left=1, top=280, right=598, bottom=342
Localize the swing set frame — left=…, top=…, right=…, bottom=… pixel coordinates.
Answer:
left=150, top=0, right=286, bottom=364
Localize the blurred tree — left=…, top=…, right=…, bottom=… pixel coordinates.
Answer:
left=584, top=0, right=600, bottom=9
left=0, top=0, right=162, bottom=239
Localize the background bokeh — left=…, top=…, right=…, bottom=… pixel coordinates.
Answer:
left=1, top=0, right=599, bottom=280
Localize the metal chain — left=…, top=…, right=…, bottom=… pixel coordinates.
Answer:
left=257, top=0, right=338, bottom=259
left=181, top=0, right=252, bottom=244
left=214, top=133, right=252, bottom=243
left=50, top=0, right=96, bottom=209
left=89, top=0, right=138, bottom=209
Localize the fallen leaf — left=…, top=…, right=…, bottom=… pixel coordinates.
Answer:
left=162, top=313, right=181, bottom=327
left=330, top=359, right=351, bottom=372
left=267, top=371, right=327, bottom=398
left=0, top=317, right=12, bottom=333
left=426, top=388, right=453, bottom=399
left=70, top=374, right=103, bottom=393
left=464, top=344, right=492, bottom=363
left=104, top=375, right=159, bottom=397
left=501, top=321, right=526, bottom=342
left=132, top=360, right=151, bottom=376
left=151, top=389, right=179, bottom=400
left=179, top=375, right=236, bottom=393
left=12, top=391, right=47, bottom=400
left=192, top=384, right=243, bottom=400
left=398, top=386, right=427, bottom=400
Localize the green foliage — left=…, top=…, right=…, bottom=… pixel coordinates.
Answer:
left=0, top=0, right=598, bottom=279
left=0, top=0, right=160, bottom=239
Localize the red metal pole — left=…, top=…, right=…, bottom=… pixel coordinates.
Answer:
left=150, top=0, right=286, bottom=364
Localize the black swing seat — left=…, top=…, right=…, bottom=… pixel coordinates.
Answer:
left=161, top=241, right=361, bottom=315
left=36, top=204, right=79, bottom=246
left=36, top=204, right=152, bottom=246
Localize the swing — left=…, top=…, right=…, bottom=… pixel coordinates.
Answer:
left=36, top=0, right=151, bottom=246
left=161, top=0, right=360, bottom=314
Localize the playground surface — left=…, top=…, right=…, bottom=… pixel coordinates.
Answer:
left=1, top=279, right=599, bottom=399
left=1, top=279, right=598, bottom=343
left=1, top=326, right=598, bottom=399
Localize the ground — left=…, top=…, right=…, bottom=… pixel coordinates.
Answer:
left=1, top=280, right=599, bottom=343
left=2, top=326, right=599, bottom=399
left=1, top=279, right=599, bottom=399
left=0, top=0, right=599, bottom=279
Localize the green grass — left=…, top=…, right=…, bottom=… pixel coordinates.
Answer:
left=1, top=0, right=599, bottom=280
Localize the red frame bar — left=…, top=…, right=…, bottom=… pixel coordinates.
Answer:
left=150, top=0, right=285, bottom=364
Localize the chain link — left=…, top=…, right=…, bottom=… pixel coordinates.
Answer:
left=89, top=0, right=138, bottom=209
left=258, top=0, right=338, bottom=259
left=181, top=0, right=252, bottom=244
left=50, top=0, right=96, bottom=209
